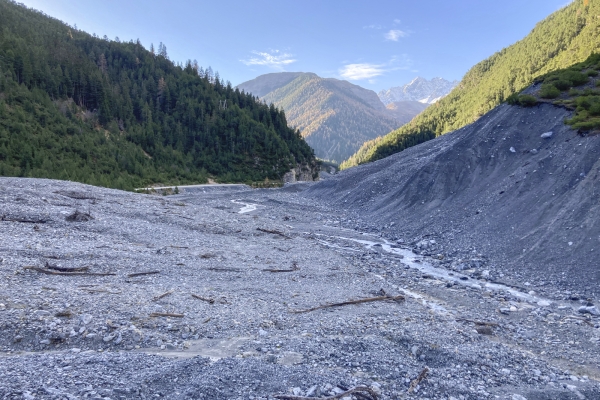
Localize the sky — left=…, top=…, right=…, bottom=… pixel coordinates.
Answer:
left=18, top=0, right=573, bottom=92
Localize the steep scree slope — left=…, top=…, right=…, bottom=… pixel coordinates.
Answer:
left=306, top=103, right=600, bottom=292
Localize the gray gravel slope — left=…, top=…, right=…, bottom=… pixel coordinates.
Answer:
left=306, top=103, right=600, bottom=295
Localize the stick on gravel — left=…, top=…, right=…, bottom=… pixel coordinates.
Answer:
left=455, top=318, right=499, bottom=327
left=1, top=215, right=49, bottom=223
left=152, top=290, right=174, bottom=301
left=127, top=270, right=160, bottom=278
left=408, top=367, right=429, bottom=393
left=263, top=262, right=300, bottom=273
left=23, top=266, right=116, bottom=276
left=44, top=262, right=89, bottom=273
left=274, top=386, right=379, bottom=400
left=289, top=295, right=404, bottom=314
left=257, top=227, right=291, bottom=239
left=191, top=294, right=215, bottom=304
left=149, top=312, right=184, bottom=318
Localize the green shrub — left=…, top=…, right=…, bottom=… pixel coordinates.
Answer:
left=589, top=102, right=600, bottom=116
left=518, top=94, right=538, bottom=107
left=586, top=70, right=599, bottom=77
left=563, top=70, right=589, bottom=86
left=569, top=88, right=582, bottom=96
left=553, top=80, right=572, bottom=90
left=539, top=84, right=561, bottom=99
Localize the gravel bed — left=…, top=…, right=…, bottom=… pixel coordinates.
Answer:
left=0, top=177, right=599, bottom=399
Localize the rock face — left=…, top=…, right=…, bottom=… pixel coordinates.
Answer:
left=378, top=77, right=458, bottom=105
left=283, top=162, right=319, bottom=183
left=305, top=102, right=600, bottom=291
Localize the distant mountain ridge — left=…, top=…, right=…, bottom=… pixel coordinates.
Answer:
left=378, top=77, right=458, bottom=105
left=237, top=73, right=427, bottom=163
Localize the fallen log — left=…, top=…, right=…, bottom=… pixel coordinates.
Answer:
left=24, top=266, right=115, bottom=276
left=127, top=271, right=160, bottom=278
left=191, top=294, right=215, bottom=304
left=257, top=227, right=291, bottom=239
left=275, top=386, right=378, bottom=400
left=289, top=295, right=404, bottom=314
left=152, top=290, right=174, bottom=301
left=149, top=312, right=184, bottom=318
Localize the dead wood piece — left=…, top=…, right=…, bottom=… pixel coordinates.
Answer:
left=257, top=227, right=291, bottom=239
left=65, top=210, right=94, bottom=222
left=169, top=245, right=189, bottom=249
left=408, top=367, right=429, bottom=394
left=80, top=288, right=121, bottom=294
left=44, top=262, right=89, bottom=273
left=127, top=271, right=160, bottom=278
left=55, top=310, right=73, bottom=318
left=456, top=318, right=499, bottom=327
left=153, top=290, right=174, bottom=301
left=206, top=267, right=242, bottom=272
left=149, top=312, right=184, bottom=318
left=263, top=262, right=300, bottom=273
left=289, top=295, right=405, bottom=314
left=1, top=214, right=49, bottom=224
left=275, top=386, right=378, bottom=400
left=200, top=253, right=216, bottom=259
left=191, top=294, right=215, bottom=304
left=24, top=266, right=116, bottom=276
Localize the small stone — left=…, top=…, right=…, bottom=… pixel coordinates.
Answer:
left=512, top=395, right=528, bottom=400
left=80, top=314, right=93, bottom=325
left=499, top=308, right=511, bottom=315
left=34, top=310, right=51, bottom=317
left=103, top=333, right=116, bottom=342
left=510, top=147, right=516, bottom=153
left=292, top=387, right=302, bottom=396
left=578, top=306, right=600, bottom=316
left=476, top=326, right=493, bottom=335
left=510, top=306, right=518, bottom=312
left=530, top=149, right=538, bottom=154
left=540, top=131, right=553, bottom=138
left=165, top=343, right=177, bottom=350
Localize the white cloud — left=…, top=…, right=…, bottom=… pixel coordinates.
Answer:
left=363, top=24, right=382, bottom=30
left=385, top=29, right=408, bottom=41
left=339, top=55, right=413, bottom=81
left=339, top=63, right=386, bottom=80
left=240, top=50, right=296, bottom=69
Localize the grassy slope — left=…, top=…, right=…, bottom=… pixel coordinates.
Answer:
left=342, top=0, right=600, bottom=169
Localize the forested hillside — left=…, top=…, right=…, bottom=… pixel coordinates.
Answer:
left=252, top=73, right=404, bottom=163
left=342, top=0, right=600, bottom=169
left=0, top=0, right=315, bottom=190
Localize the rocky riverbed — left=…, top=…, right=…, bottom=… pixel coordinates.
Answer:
left=0, top=177, right=599, bottom=399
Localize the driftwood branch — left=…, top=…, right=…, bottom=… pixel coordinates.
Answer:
left=149, top=312, right=184, bottom=318
left=275, top=386, right=378, bottom=400
left=191, top=294, right=215, bottom=304
left=263, top=262, right=299, bottom=273
left=127, top=271, right=160, bottom=278
left=24, top=266, right=115, bottom=276
left=455, top=318, right=499, bottom=327
left=408, top=367, right=429, bottom=393
left=1, top=215, right=49, bottom=224
left=152, top=290, right=174, bottom=301
left=45, top=262, right=89, bottom=273
left=289, top=295, right=404, bottom=314
left=257, top=227, right=291, bottom=239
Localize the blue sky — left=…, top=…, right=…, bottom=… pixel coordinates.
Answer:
left=20, top=0, right=572, bottom=91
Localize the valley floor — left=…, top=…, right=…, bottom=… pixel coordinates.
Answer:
left=0, top=178, right=599, bottom=399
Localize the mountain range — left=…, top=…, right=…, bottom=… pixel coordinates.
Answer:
left=378, top=77, right=458, bottom=105
left=236, top=73, right=448, bottom=163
